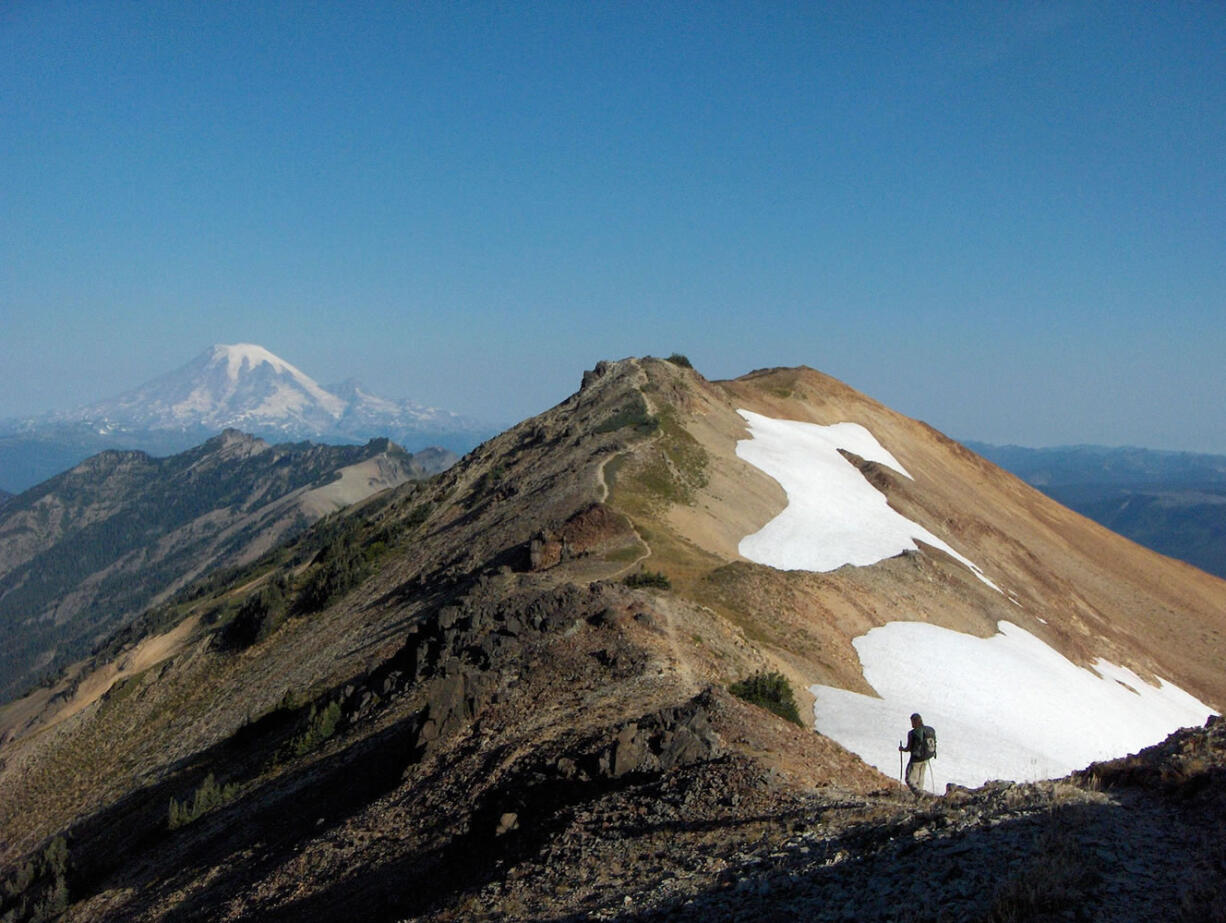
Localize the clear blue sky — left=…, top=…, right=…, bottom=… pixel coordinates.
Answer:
left=3, top=2, right=1224, bottom=451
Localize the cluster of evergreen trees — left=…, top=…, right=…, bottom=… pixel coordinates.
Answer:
left=167, top=773, right=239, bottom=830
left=0, top=836, right=68, bottom=923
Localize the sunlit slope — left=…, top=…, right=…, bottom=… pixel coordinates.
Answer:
left=603, top=361, right=1226, bottom=775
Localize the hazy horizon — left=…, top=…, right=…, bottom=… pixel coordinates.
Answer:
left=4, top=3, right=1223, bottom=453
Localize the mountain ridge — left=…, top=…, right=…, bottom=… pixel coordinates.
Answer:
left=0, top=430, right=437, bottom=703
left=0, top=356, right=1222, bottom=920
left=969, top=440, right=1226, bottom=579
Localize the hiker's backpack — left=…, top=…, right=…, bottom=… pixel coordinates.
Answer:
left=919, top=725, right=937, bottom=760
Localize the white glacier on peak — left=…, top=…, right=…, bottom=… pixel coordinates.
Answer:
left=33, top=343, right=492, bottom=451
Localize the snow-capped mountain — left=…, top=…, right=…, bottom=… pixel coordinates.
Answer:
left=0, top=345, right=492, bottom=490
left=4, top=356, right=1224, bottom=922
left=57, top=343, right=477, bottom=440
left=61, top=344, right=349, bottom=434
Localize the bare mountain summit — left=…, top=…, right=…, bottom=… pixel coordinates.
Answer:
left=0, top=357, right=1222, bottom=921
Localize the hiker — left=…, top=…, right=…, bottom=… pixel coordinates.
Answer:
left=899, top=712, right=936, bottom=796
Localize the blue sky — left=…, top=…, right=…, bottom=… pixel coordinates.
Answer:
left=3, top=1, right=1224, bottom=451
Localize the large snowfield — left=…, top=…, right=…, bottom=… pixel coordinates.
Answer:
left=734, top=409, right=1217, bottom=787
left=809, top=620, right=1215, bottom=788
left=734, top=410, right=998, bottom=590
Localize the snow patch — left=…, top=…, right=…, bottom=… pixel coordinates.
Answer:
left=735, top=410, right=998, bottom=590
left=809, top=620, right=1216, bottom=788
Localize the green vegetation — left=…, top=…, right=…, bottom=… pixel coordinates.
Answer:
left=296, top=520, right=370, bottom=614
left=286, top=700, right=344, bottom=759
left=168, top=773, right=239, bottom=830
left=219, top=576, right=290, bottom=649
left=594, top=396, right=660, bottom=435
left=621, top=407, right=709, bottom=509
left=404, top=501, right=433, bottom=530
left=0, top=438, right=391, bottom=701
left=623, top=569, right=672, bottom=590
left=665, top=353, right=693, bottom=369
left=0, top=835, right=69, bottom=923
left=601, top=544, right=645, bottom=564
left=729, top=671, right=803, bottom=727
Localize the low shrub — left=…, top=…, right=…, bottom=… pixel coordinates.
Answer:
left=288, top=700, right=343, bottom=758
left=623, top=570, right=671, bottom=590
left=0, top=836, right=69, bottom=922
left=595, top=403, right=659, bottom=435
left=729, top=671, right=803, bottom=727
left=219, top=578, right=289, bottom=650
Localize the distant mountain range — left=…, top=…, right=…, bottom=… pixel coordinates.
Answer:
left=0, top=343, right=497, bottom=492
left=968, top=442, right=1226, bottom=580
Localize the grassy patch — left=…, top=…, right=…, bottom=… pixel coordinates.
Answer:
left=102, top=670, right=147, bottom=707
left=601, top=544, right=646, bottom=564
left=594, top=396, right=660, bottom=435
left=609, top=408, right=709, bottom=513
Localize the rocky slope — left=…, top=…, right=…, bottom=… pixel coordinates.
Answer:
left=0, top=356, right=1222, bottom=921
left=0, top=432, right=429, bottom=703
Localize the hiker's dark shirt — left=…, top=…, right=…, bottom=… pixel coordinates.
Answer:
left=905, top=727, right=929, bottom=760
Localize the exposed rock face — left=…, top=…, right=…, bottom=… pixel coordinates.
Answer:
left=597, top=692, right=724, bottom=779
left=529, top=504, right=639, bottom=572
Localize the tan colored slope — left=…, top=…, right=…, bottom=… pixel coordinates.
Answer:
left=605, top=361, right=1226, bottom=714
left=0, top=616, right=201, bottom=745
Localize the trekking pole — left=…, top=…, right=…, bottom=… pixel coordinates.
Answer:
left=899, top=742, right=904, bottom=783
left=928, top=760, right=938, bottom=795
